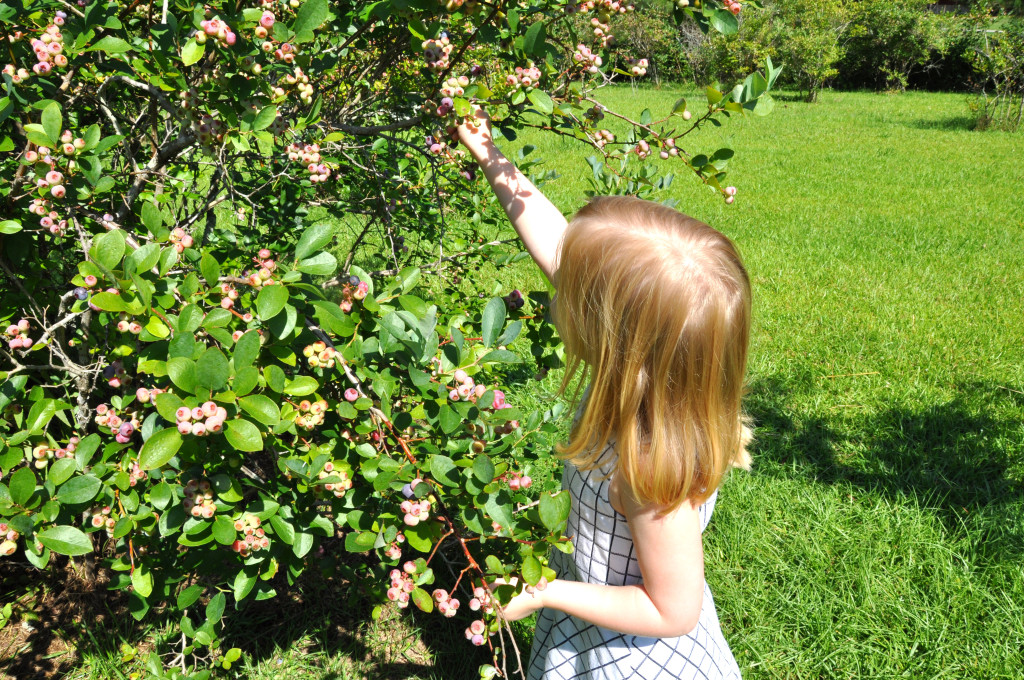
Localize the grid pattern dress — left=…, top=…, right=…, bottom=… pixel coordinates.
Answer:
left=527, top=449, right=741, bottom=680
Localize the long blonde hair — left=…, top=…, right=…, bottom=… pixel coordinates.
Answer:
left=554, top=195, right=752, bottom=511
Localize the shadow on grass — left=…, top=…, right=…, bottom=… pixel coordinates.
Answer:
left=745, top=375, right=1024, bottom=558
left=905, top=114, right=978, bottom=132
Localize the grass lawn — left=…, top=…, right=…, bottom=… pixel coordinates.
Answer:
left=8, top=85, right=1022, bottom=680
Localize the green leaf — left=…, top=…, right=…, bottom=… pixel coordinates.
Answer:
left=523, top=21, right=546, bottom=56
left=206, top=592, right=226, bottom=624
left=292, top=0, right=329, bottom=43
left=139, top=427, right=183, bottom=470
left=256, top=285, right=288, bottom=321
left=200, top=253, right=220, bottom=287
left=430, top=455, right=460, bottom=487
left=709, top=9, right=738, bottom=36
left=345, top=531, right=377, bottom=552
left=270, top=515, right=295, bottom=545
left=37, top=525, right=93, bottom=556
left=195, top=348, right=230, bottom=391
left=167, top=357, right=197, bottom=393
left=132, top=565, right=154, bottom=598
left=234, top=570, right=257, bottom=601
left=154, top=392, right=185, bottom=423
left=521, top=555, right=542, bottom=586
left=485, top=490, right=515, bottom=532
left=0, top=220, right=22, bottom=234
left=84, top=36, right=132, bottom=53
left=238, top=395, right=280, bottom=426
left=48, top=458, right=78, bottom=486
left=93, top=229, right=127, bottom=270
left=539, top=490, right=571, bottom=533
left=141, top=202, right=162, bottom=234
left=296, top=252, right=337, bottom=276
left=481, top=297, right=506, bottom=347
left=225, top=419, right=263, bottom=452
left=41, top=102, right=62, bottom=148
left=212, top=516, right=236, bottom=545
left=58, top=474, right=101, bottom=504
left=9, top=466, right=35, bottom=506
left=211, top=474, right=244, bottom=502
left=177, top=584, right=204, bottom=609
left=292, top=531, right=314, bottom=558
left=232, top=330, right=261, bottom=368
left=438, top=405, right=461, bottom=434
left=527, top=89, right=553, bottom=115
left=252, top=105, right=277, bottom=131
left=150, top=481, right=173, bottom=510
left=294, top=222, right=334, bottom=261
left=473, top=455, right=495, bottom=484
left=411, top=587, right=433, bottom=613
left=181, top=38, right=204, bottom=65
left=283, top=376, right=318, bottom=396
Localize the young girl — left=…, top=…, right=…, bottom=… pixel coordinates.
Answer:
left=458, top=109, right=751, bottom=680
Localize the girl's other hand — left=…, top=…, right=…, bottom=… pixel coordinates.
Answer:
left=457, top=106, right=495, bottom=161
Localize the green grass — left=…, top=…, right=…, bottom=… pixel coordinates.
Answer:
left=29, top=86, right=1024, bottom=679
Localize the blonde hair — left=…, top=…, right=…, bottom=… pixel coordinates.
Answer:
left=554, top=195, right=752, bottom=512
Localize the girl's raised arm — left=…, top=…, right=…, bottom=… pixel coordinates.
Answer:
left=457, top=108, right=568, bottom=284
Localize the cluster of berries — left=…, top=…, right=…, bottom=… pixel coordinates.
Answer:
left=27, top=195, right=66, bottom=235
left=101, top=360, right=127, bottom=387
left=593, top=128, right=615, bottom=149
left=87, top=505, right=118, bottom=534
left=338, top=275, right=369, bottom=312
left=5, top=319, right=33, bottom=351
left=303, top=341, right=337, bottom=369
left=439, top=0, right=474, bottom=11
left=724, top=186, right=737, bottom=204
left=175, top=402, right=229, bottom=437
left=134, top=386, right=168, bottom=404
left=399, top=478, right=430, bottom=525
left=184, top=479, right=217, bottom=518
left=164, top=224, right=193, bottom=251
left=400, top=498, right=431, bottom=526
left=196, top=18, right=237, bottom=47
left=115, top=314, right=143, bottom=335
left=27, top=18, right=69, bottom=76
left=423, top=37, right=453, bottom=72
left=572, top=44, right=603, bottom=74
left=318, top=461, right=353, bottom=498
left=261, top=40, right=298, bottom=66
left=723, top=0, right=742, bottom=15
left=127, top=459, right=146, bottom=486
left=231, top=513, right=269, bottom=556
left=254, top=10, right=276, bottom=40
left=440, top=75, right=469, bottom=99
left=277, top=66, right=313, bottom=103
left=433, top=588, right=461, bottom=618
left=1, top=522, right=21, bottom=556
left=448, top=369, right=485, bottom=402
left=285, top=141, right=330, bottom=183
left=658, top=137, right=680, bottom=160
left=190, top=113, right=225, bottom=149
left=247, top=249, right=279, bottom=288
left=625, top=57, right=649, bottom=77
left=634, top=139, right=651, bottom=159
left=503, top=289, right=525, bottom=312
left=383, top=532, right=405, bottom=560
left=506, top=65, right=542, bottom=89
left=2, top=63, right=31, bottom=85
left=424, top=133, right=449, bottom=155
left=386, top=562, right=419, bottom=608
left=217, top=282, right=240, bottom=309
left=94, top=404, right=141, bottom=443
left=294, top=397, right=329, bottom=431
left=503, top=470, right=533, bottom=491
left=465, top=618, right=491, bottom=646
left=28, top=435, right=78, bottom=469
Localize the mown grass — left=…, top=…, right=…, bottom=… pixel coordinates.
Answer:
left=46, top=86, right=1024, bottom=679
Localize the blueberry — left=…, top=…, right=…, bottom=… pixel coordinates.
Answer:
left=103, top=365, right=115, bottom=379
left=74, top=287, right=88, bottom=301
left=348, top=275, right=360, bottom=286
left=402, top=483, right=414, bottom=499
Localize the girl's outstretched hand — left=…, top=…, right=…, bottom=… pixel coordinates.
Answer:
left=456, top=106, right=495, bottom=161
left=489, top=577, right=546, bottom=622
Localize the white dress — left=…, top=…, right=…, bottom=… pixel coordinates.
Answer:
left=527, top=450, right=742, bottom=680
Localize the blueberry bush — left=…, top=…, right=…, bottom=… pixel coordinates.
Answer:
left=0, top=0, right=776, bottom=677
